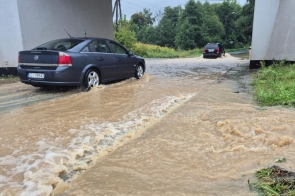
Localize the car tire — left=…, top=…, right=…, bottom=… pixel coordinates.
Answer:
left=135, top=64, right=144, bottom=79
left=83, top=69, right=100, bottom=89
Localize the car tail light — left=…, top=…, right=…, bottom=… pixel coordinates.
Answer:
left=217, top=48, right=220, bottom=53
left=58, top=52, right=72, bottom=66
left=203, top=48, right=206, bottom=53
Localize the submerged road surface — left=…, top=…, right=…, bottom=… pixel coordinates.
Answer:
left=1, top=56, right=295, bottom=196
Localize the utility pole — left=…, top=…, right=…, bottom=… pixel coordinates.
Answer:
left=113, top=0, right=122, bottom=31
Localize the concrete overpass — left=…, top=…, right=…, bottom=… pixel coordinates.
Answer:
left=0, top=0, right=113, bottom=75
left=250, top=0, right=295, bottom=68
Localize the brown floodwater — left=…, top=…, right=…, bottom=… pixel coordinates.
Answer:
left=1, top=56, right=295, bottom=196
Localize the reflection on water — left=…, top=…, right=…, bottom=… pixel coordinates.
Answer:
left=230, top=52, right=250, bottom=60
left=2, top=57, right=295, bottom=196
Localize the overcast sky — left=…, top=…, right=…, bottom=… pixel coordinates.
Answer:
left=113, top=0, right=248, bottom=20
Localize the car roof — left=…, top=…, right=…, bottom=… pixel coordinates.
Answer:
left=58, top=37, right=113, bottom=41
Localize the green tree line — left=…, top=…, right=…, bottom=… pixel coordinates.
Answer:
left=115, top=0, right=255, bottom=51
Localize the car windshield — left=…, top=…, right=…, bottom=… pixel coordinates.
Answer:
left=33, top=39, right=85, bottom=51
left=205, top=44, right=219, bottom=49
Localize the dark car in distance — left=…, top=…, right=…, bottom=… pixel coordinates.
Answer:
left=203, top=43, right=225, bottom=58
left=17, top=38, right=145, bottom=88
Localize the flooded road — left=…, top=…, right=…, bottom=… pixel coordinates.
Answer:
left=1, top=56, right=295, bottom=196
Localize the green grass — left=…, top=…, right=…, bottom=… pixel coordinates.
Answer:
left=0, top=74, right=16, bottom=79
left=226, top=47, right=250, bottom=52
left=251, top=61, right=295, bottom=106
left=132, top=43, right=249, bottom=58
left=146, top=49, right=203, bottom=58
left=132, top=43, right=203, bottom=58
left=249, top=165, right=295, bottom=196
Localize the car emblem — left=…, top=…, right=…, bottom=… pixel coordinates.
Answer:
left=34, top=55, right=39, bottom=61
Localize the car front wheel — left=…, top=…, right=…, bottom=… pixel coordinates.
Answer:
left=135, top=64, right=144, bottom=79
left=84, top=69, right=100, bottom=88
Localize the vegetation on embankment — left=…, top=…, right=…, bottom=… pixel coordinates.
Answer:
left=114, top=19, right=203, bottom=58
left=132, top=43, right=203, bottom=58
left=249, top=165, right=295, bottom=196
left=0, top=75, right=19, bottom=85
left=226, top=47, right=250, bottom=53
left=251, top=61, right=295, bottom=106
left=117, top=0, right=255, bottom=50
left=0, top=74, right=16, bottom=79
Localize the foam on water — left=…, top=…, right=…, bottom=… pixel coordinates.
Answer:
left=0, top=94, right=194, bottom=195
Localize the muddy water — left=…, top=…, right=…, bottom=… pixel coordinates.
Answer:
left=230, top=52, right=250, bottom=60
left=1, top=56, right=293, bottom=196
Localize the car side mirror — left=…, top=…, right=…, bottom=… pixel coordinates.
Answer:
left=128, top=51, right=133, bottom=56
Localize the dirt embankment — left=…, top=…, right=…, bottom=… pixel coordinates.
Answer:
left=0, top=77, right=20, bottom=86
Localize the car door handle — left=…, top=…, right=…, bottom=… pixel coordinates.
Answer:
left=117, top=58, right=122, bottom=61
left=97, top=57, right=104, bottom=61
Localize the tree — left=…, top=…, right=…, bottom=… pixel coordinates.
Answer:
left=114, top=18, right=136, bottom=50
left=217, top=0, right=242, bottom=47
left=157, top=6, right=182, bottom=48
left=126, top=0, right=255, bottom=50
left=130, top=8, right=155, bottom=30
left=236, top=0, right=255, bottom=44
left=175, top=0, right=204, bottom=49
left=175, top=18, right=198, bottom=50
left=137, top=26, right=160, bottom=45
left=201, top=15, right=225, bottom=46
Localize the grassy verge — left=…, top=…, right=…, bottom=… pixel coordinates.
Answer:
left=251, top=61, right=295, bottom=106
left=0, top=75, right=19, bottom=86
left=131, top=43, right=250, bottom=58
left=249, top=165, right=295, bottom=196
left=132, top=43, right=203, bottom=58
left=0, top=74, right=16, bottom=79
left=226, top=47, right=250, bottom=53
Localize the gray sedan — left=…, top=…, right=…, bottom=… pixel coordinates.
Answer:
left=17, top=38, right=145, bottom=88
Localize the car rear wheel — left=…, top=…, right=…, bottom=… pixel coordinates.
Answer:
left=135, top=64, right=144, bottom=79
left=84, top=69, right=100, bottom=88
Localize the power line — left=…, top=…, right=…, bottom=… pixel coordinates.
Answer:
left=122, top=0, right=163, bottom=11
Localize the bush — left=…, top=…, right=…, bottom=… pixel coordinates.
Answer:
left=251, top=61, right=295, bottom=106
left=114, top=27, right=136, bottom=50
left=132, top=43, right=203, bottom=58
left=114, top=18, right=137, bottom=50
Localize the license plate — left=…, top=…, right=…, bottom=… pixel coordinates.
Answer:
left=27, top=73, right=44, bottom=79
left=208, top=49, right=215, bottom=52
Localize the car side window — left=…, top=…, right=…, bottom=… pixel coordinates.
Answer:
left=92, top=40, right=111, bottom=53
left=109, top=42, right=127, bottom=55
left=81, top=44, right=91, bottom=52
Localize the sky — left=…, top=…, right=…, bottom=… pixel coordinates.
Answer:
left=113, top=0, right=248, bottom=20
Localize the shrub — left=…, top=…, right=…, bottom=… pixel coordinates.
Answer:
left=132, top=43, right=203, bottom=58
left=251, top=61, right=295, bottom=106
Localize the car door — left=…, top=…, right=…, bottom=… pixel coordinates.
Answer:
left=107, top=41, right=136, bottom=77
left=88, top=40, right=118, bottom=80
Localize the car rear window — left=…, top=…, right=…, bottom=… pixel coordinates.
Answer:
left=33, top=39, right=85, bottom=51
left=205, top=44, right=219, bottom=49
